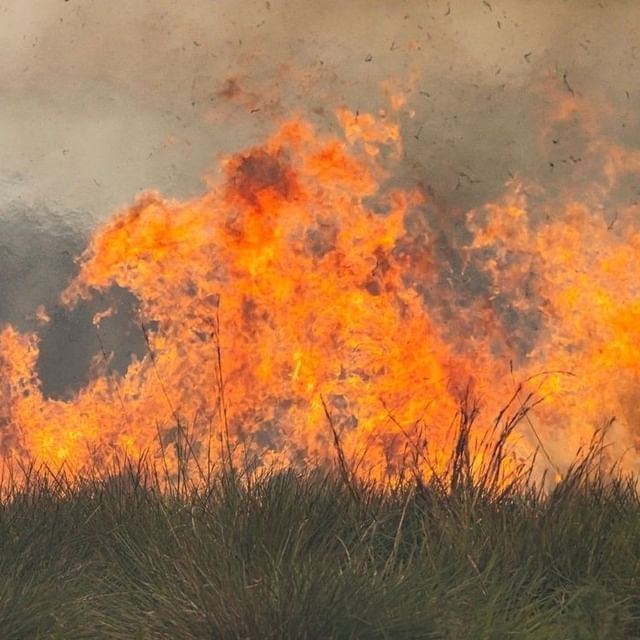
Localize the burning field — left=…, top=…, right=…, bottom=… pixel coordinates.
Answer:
left=3, top=1, right=640, bottom=637
left=2, top=90, right=640, bottom=486
left=3, top=0, right=640, bottom=486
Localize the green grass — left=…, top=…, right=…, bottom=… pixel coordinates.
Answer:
left=1, top=415, right=639, bottom=639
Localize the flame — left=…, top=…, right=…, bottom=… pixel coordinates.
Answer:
left=2, top=97, right=640, bottom=483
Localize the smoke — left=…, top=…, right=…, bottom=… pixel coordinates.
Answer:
left=3, top=0, right=639, bottom=210
left=2, top=0, right=640, bottom=397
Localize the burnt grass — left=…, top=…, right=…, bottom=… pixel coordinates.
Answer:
left=1, top=409, right=640, bottom=639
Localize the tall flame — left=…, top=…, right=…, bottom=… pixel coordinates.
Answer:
left=1, top=100, right=640, bottom=483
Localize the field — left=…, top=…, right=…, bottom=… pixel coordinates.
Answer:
left=1, top=417, right=639, bottom=640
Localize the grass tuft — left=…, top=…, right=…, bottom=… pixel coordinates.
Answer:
left=0, top=402, right=639, bottom=638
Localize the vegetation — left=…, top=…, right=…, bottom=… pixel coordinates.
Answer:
left=1, top=405, right=639, bottom=639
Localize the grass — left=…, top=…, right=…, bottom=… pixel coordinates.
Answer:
left=1, top=406, right=640, bottom=639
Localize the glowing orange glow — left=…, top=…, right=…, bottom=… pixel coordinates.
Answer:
left=2, top=98, right=640, bottom=484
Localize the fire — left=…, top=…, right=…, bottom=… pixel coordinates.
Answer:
left=2, top=98, right=640, bottom=484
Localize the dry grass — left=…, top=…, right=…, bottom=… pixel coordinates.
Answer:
left=0, top=399, right=638, bottom=639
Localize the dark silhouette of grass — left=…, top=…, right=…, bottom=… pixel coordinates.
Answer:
left=0, top=399, right=638, bottom=639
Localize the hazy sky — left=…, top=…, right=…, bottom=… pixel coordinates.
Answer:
left=2, top=0, right=638, bottom=218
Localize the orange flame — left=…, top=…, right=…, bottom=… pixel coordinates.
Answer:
left=1, top=100, right=640, bottom=483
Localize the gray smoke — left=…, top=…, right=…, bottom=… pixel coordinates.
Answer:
left=1, top=0, right=639, bottom=397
